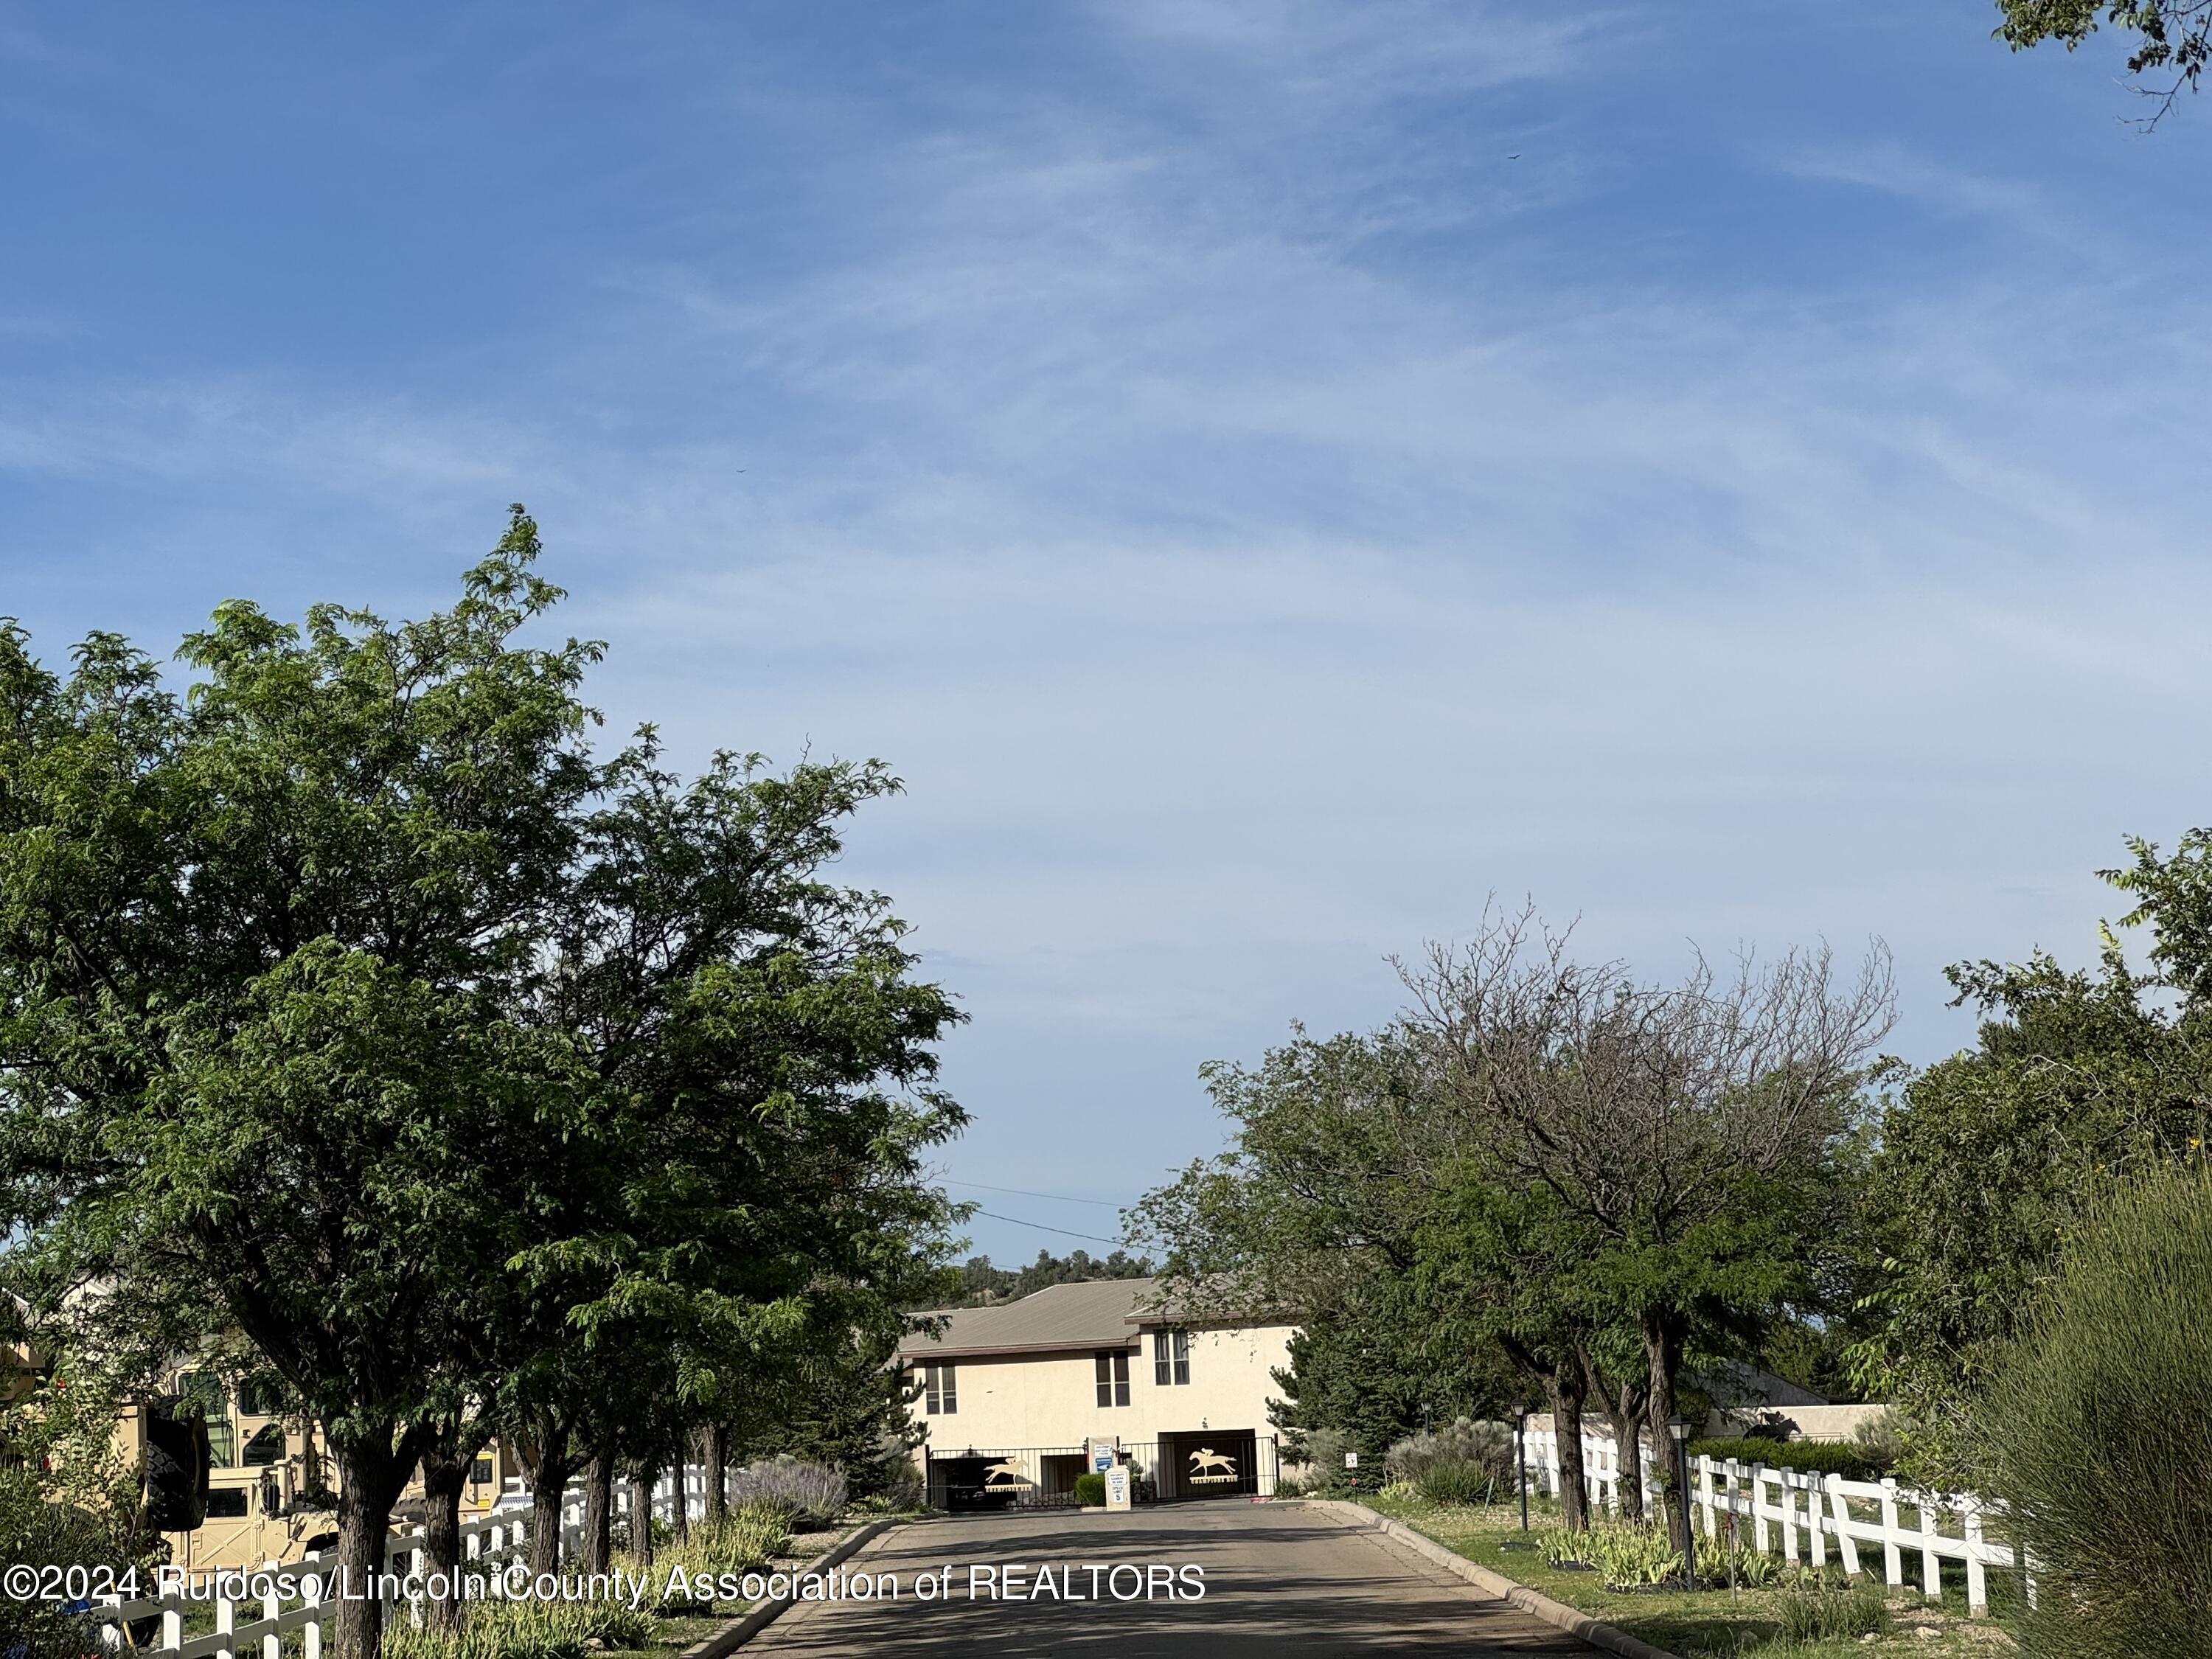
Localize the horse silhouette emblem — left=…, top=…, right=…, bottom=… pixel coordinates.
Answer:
left=982, top=1459, right=1032, bottom=1486
left=1187, top=1447, right=1238, bottom=1481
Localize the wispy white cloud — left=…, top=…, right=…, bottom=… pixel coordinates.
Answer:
left=1764, top=138, right=2058, bottom=233
left=3, top=1, right=2204, bottom=1233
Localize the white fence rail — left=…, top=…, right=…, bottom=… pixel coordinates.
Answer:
left=96, top=1464, right=715, bottom=1658
left=1525, top=1430, right=2031, bottom=1616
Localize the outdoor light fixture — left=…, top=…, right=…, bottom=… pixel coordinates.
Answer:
left=1666, top=1414, right=1696, bottom=1590
left=1509, top=1401, right=1530, bottom=1532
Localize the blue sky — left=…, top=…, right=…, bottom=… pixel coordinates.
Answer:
left=5, top=2, right=2211, bottom=1262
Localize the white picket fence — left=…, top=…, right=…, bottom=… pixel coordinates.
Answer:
left=95, top=1464, right=713, bottom=1659
left=1523, top=1431, right=2030, bottom=1616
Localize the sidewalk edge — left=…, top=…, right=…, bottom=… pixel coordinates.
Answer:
left=1300, top=1500, right=1686, bottom=1659
left=678, top=1517, right=905, bottom=1659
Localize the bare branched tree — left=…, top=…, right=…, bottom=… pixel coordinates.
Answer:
left=1399, top=904, right=1896, bottom=1554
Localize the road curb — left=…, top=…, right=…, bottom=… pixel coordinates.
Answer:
left=1300, top=1500, right=1685, bottom=1659
left=675, top=1517, right=905, bottom=1659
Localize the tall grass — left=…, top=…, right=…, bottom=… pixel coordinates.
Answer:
left=1977, top=1164, right=2212, bottom=1659
left=382, top=1596, right=656, bottom=1659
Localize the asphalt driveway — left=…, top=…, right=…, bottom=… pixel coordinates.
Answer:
left=745, top=1501, right=1601, bottom=1656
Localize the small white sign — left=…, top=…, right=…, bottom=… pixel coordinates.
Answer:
left=1343, top=1451, right=1358, bottom=1469
left=1103, top=1464, right=1133, bottom=1511
left=1086, top=1437, right=1117, bottom=1475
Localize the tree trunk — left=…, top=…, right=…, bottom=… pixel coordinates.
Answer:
left=1642, top=1313, right=1691, bottom=1559
left=518, top=1415, right=572, bottom=1579
left=671, top=1444, right=689, bottom=1544
left=629, top=1464, right=657, bottom=1569
left=1583, top=1355, right=1649, bottom=1523
left=582, top=1428, right=616, bottom=1576
left=1613, top=1409, right=1644, bottom=1520
left=417, top=1431, right=470, bottom=1634
left=703, top=1424, right=728, bottom=1522
left=328, top=1426, right=411, bottom=1659
left=1547, top=1365, right=1590, bottom=1532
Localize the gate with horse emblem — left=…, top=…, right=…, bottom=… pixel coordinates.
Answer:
left=1150, top=1429, right=1270, bottom=1502
left=925, top=1436, right=1278, bottom=1508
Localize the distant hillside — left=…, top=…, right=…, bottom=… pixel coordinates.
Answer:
left=953, top=1248, right=1155, bottom=1306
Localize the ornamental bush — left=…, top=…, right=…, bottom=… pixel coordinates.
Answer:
left=1385, top=1417, right=1512, bottom=1486
left=727, top=1455, right=847, bottom=1530
left=1684, top=1437, right=1882, bottom=1481
left=1073, top=1471, right=1106, bottom=1507
left=1414, top=1458, right=1494, bottom=1506
left=1977, top=1165, right=2212, bottom=1659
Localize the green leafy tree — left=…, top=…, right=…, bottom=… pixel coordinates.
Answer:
left=1399, top=910, right=1893, bottom=1557
left=1133, top=1029, right=1514, bottom=1472
left=494, top=735, right=964, bottom=1578
left=1863, top=840, right=2212, bottom=1477
left=1995, top=1, right=2212, bottom=119
left=0, top=513, right=597, bottom=1659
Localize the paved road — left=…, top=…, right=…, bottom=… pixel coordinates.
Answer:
left=747, top=1503, right=1601, bottom=1656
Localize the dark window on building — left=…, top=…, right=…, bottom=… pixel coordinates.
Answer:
left=178, top=1371, right=237, bottom=1468
left=1153, top=1329, right=1190, bottom=1386
left=472, top=1457, right=494, bottom=1486
left=235, top=1381, right=274, bottom=1418
left=923, top=1363, right=958, bottom=1416
left=1095, top=1350, right=1130, bottom=1408
left=204, top=1488, right=248, bottom=1518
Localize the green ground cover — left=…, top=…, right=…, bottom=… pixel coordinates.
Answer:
left=1355, top=1495, right=2019, bottom=1659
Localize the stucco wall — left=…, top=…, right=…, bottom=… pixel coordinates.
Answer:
left=911, top=1323, right=1296, bottom=1454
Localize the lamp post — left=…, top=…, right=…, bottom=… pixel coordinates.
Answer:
left=1510, top=1402, right=1529, bottom=1531
left=1666, top=1415, right=1696, bottom=1590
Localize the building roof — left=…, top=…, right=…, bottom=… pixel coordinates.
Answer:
left=897, top=1277, right=1169, bottom=1361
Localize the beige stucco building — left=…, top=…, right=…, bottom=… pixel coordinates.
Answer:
left=896, top=1278, right=1296, bottom=1509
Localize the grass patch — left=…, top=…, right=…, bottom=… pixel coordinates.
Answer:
left=1357, top=1492, right=2014, bottom=1658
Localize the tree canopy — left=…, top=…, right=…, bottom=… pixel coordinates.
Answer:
left=0, top=509, right=964, bottom=1659
left=1996, top=0, right=2212, bottom=119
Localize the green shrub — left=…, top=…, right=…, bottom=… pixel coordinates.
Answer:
left=1978, top=1165, right=2212, bottom=1659
left=1581, top=1521, right=1683, bottom=1587
left=727, top=1455, right=846, bottom=1529
left=645, top=1501, right=790, bottom=1590
left=1073, top=1472, right=1106, bottom=1507
left=383, top=1598, right=627, bottom=1659
left=1725, top=1539, right=1784, bottom=1587
left=1685, top=1438, right=1881, bottom=1481
left=1414, top=1458, right=1493, bottom=1506
left=1537, top=1527, right=1587, bottom=1568
left=1773, top=1572, right=1888, bottom=1642
left=1386, top=1417, right=1512, bottom=1486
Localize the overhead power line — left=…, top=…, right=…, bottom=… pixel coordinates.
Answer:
left=943, top=1178, right=1125, bottom=1208
left=968, top=1208, right=1127, bottom=1246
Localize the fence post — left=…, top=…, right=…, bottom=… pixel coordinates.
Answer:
left=1804, top=1473, right=1829, bottom=1568
left=1779, top=1470, right=1800, bottom=1562
left=262, top=1569, right=282, bottom=1659
left=1825, top=1476, right=1861, bottom=1579
left=302, top=1568, right=323, bottom=1659
left=162, top=1601, right=183, bottom=1654
left=215, top=1593, right=234, bottom=1659
left=1752, top=1464, right=1771, bottom=1555
left=1879, top=1478, right=1905, bottom=1587
left=1916, top=1491, right=1943, bottom=1599
left=1962, top=1497, right=1989, bottom=1616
